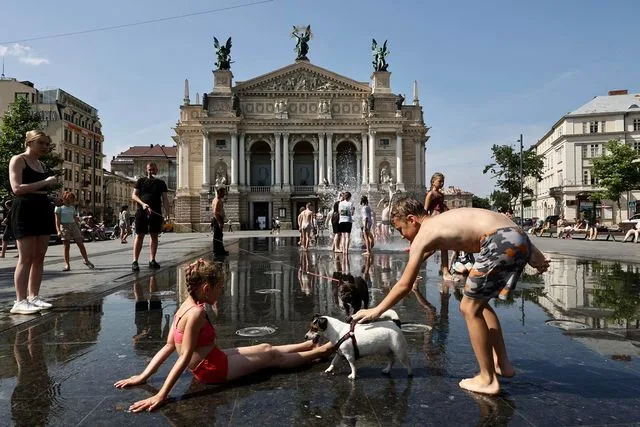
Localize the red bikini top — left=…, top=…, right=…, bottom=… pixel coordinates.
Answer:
left=173, top=304, right=216, bottom=347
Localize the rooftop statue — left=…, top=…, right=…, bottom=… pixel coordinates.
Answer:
left=214, top=37, right=232, bottom=70
left=291, top=25, right=312, bottom=61
left=371, top=39, right=389, bottom=72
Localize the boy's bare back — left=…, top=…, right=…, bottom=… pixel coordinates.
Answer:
left=412, top=208, right=516, bottom=253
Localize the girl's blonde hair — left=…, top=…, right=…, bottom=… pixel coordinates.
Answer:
left=184, top=258, right=223, bottom=302
left=430, top=172, right=445, bottom=187
left=25, top=130, right=50, bottom=148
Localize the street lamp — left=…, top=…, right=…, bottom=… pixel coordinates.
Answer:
left=518, top=134, right=524, bottom=225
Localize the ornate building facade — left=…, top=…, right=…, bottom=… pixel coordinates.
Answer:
left=173, top=52, right=429, bottom=231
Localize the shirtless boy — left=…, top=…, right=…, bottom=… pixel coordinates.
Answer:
left=298, top=203, right=315, bottom=251
left=352, top=197, right=550, bottom=395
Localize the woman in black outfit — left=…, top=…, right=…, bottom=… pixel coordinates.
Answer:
left=8, top=130, right=58, bottom=315
left=330, top=194, right=343, bottom=253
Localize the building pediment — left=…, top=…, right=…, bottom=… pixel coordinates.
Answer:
left=235, top=62, right=370, bottom=95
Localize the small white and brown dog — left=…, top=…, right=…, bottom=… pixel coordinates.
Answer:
left=305, top=310, right=412, bottom=380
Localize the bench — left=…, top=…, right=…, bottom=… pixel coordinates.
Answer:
left=534, top=226, right=625, bottom=241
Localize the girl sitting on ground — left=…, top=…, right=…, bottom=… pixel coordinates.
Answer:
left=115, top=258, right=333, bottom=412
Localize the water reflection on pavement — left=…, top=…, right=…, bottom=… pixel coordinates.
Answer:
left=1, top=237, right=640, bottom=426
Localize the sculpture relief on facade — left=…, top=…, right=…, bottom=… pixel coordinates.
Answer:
left=379, top=161, right=393, bottom=184
left=318, top=99, right=332, bottom=119
left=214, top=163, right=228, bottom=188
left=191, top=138, right=203, bottom=160
left=211, top=99, right=229, bottom=112
left=248, top=70, right=354, bottom=92
left=275, top=99, right=289, bottom=119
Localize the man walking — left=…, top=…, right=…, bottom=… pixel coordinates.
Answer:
left=131, top=163, right=170, bottom=271
left=211, top=187, right=229, bottom=256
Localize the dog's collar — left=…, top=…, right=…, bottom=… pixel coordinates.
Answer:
left=334, top=320, right=360, bottom=360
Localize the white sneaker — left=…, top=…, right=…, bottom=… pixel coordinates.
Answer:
left=10, top=299, right=41, bottom=315
left=28, top=296, right=53, bottom=310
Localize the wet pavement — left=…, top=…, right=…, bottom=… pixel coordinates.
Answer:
left=1, top=236, right=640, bottom=426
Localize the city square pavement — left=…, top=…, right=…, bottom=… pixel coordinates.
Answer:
left=0, top=231, right=639, bottom=426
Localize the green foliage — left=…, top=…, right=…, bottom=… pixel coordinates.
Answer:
left=591, top=262, right=640, bottom=323
left=483, top=144, right=544, bottom=209
left=472, top=195, right=491, bottom=209
left=0, top=97, right=63, bottom=199
left=0, top=97, right=43, bottom=199
left=489, top=190, right=511, bottom=211
left=590, top=139, right=640, bottom=221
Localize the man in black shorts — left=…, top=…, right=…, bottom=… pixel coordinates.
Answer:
left=131, top=163, right=170, bottom=271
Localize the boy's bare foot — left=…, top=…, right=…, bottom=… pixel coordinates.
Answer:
left=459, top=375, right=500, bottom=395
left=493, top=356, right=516, bottom=377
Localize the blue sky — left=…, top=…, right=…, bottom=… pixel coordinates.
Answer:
left=1, top=0, right=638, bottom=196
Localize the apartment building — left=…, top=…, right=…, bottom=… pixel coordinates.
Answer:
left=103, top=170, right=136, bottom=225
left=530, top=90, right=640, bottom=224
left=38, top=89, right=105, bottom=218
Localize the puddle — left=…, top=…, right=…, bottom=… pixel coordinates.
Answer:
left=546, top=320, right=590, bottom=330
left=401, top=323, right=433, bottom=333
left=236, top=326, right=277, bottom=337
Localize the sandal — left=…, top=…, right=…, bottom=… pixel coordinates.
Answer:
left=62, top=265, right=70, bottom=272
left=84, top=261, right=95, bottom=269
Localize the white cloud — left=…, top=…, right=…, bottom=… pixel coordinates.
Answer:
left=19, top=56, right=49, bottom=65
left=0, top=43, right=50, bottom=66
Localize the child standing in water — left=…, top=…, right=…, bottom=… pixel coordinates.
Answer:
left=424, top=172, right=454, bottom=280
left=360, top=195, right=374, bottom=254
left=298, top=203, right=315, bottom=251
left=54, top=191, right=94, bottom=271
left=115, top=259, right=333, bottom=412
left=353, top=198, right=550, bottom=396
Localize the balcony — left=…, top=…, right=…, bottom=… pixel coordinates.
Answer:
left=250, top=186, right=271, bottom=193
left=292, top=185, right=315, bottom=195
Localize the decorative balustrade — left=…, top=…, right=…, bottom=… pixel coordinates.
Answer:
left=292, top=185, right=315, bottom=194
left=250, top=186, right=271, bottom=193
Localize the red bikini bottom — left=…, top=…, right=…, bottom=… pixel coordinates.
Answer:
left=191, top=347, right=229, bottom=384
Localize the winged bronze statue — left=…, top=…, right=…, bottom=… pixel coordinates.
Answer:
left=371, top=38, right=389, bottom=72
left=214, top=37, right=232, bottom=70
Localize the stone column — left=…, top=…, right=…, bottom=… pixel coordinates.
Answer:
left=326, top=132, right=333, bottom=184
left=282, top=133, right=290, bottom=186
left=356, top=152, right=361, bottom=185
left=202, top=131, right=210, bottom=187
left=318, top=132, right=325, bottom=185
left=274, top=132, right=281, bottom=188
left=422, top=141, right=427, bottom=188
left=183, top=141, right=190, bottom=189
left=415, top=141, right=421, bottom=188
left=270, top=153, right=275, bottom=187
left=246, top=153, right=251, bottom=186
left=314, top=152, right=319, bottom=185
left=239, top=133, right=245, bottom=186
left=368, top=129, right=376, bottom=185
left=230, top=131, right=238, bottom=186
left=395, top=131, right=403, bottom=188
left=361, top=132, right=368, bottom=185
left=177, top=143, right=183, bottom=188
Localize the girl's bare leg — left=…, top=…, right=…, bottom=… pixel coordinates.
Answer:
left=63, top=241, right=71, bottom=267
left=225, top=342, right=333, bottom=381
left=28, top=235, right=50, bottom=297
left=14, top=237, right=36, bottom=300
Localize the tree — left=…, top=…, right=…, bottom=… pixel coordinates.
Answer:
left=483, top=144, right=544, bottom=210
left=0, top=97, right=63, bottom=200
left=590, top=139, right=640, bottom=223
left=489, top=190, right=511, bottom=211
left=472, top=195, right=491, bottom=209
